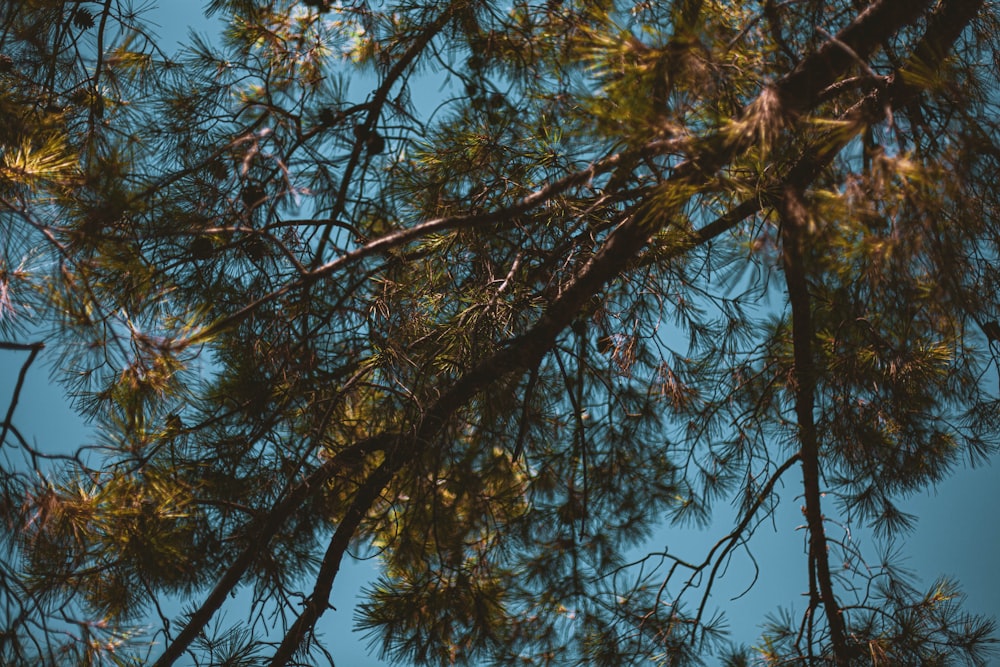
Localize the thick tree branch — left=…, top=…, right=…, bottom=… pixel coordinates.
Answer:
left=152, top=436, right=393, bottom=667
left=268, top=460, right=399, bottom=667
left=778, top=184, right=850, bottom=664
left=777, top=0, right=932, bottom=112
left=911, top=0, right=985, bottom=66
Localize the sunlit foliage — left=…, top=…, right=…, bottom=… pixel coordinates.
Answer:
left=2, top=0, right=999, bottom=665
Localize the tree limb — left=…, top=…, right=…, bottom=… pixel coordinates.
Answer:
left=778, top=183, right=850, bottom=664
left=152, top=435, right=393, bottom=667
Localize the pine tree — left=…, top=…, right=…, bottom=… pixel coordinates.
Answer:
left=1, top=0, right=999, bottom=664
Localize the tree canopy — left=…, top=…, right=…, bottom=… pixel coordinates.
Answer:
left=2, top=0, right=1000, bottom=664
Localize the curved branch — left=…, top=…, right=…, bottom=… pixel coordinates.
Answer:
left=192, top=139, right=682, bottom=344
left=688, top=452, right=802, bottom=639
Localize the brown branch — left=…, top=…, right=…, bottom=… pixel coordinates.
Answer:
left=778, top=183, right=849, bottom=664
left=0, top=342, right=44, bottom=454
left=192, top=139, right=682, bottom=344
left=910, top=0, right=985, bottom=67
left=311, top=5, right=458, bottom=266
left=687, top=452, right=802, bottom=639
left=267, top=459, right=399, bottom=667
left=89, top=0, right=114, bottom=120
left=151, top=435, right=393, bottom=667
left=776, top=0, right=932, bottom=113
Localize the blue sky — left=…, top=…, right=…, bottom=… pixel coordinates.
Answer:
left=2, top=1, right=998, bottom=664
